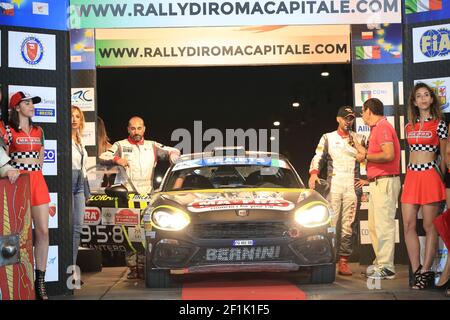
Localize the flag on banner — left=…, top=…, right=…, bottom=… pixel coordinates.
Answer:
left=361, top=32, right=373, bottom=40
left=405, top=0, right=442, bottom=14
left=391, top=51, right=401, bottom=58
left=355, top=46, right=381, bottom=60
left=0, top=2, right=14, bottom=16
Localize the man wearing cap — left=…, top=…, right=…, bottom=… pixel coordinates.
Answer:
left=308, top=106, right=366, bottom=276
left=99, top=116, right=180, bottom=279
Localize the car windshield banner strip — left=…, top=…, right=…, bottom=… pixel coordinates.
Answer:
left=172, top=157, right=288, bottom=171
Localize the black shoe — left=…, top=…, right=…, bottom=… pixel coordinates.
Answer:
left=412, top=270, right=435, bottom=290
left=435, top=277, right=450, bottom=290
left=410, top=265, right=423, bottom=287
left=34, top=270, right=49, bottom=300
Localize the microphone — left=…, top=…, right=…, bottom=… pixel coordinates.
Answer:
left=347, top=126, right=355, bottom=147
left=361, top=135, right=367, bottom=148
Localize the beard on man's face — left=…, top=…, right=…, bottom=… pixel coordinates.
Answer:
left=131, top=134, right=142, bottom=141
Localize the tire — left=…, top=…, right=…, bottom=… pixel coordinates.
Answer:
left=101, top=251, right=126, bottom=267
left=76, top=248, right=102, bottom=273
left=310, top=264, right=336, bottom=284
left=145, top=269, right=172, bottom=288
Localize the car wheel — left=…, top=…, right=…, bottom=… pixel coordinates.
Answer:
left=101, top=251, right=126, bottom=267
left=76, top=248, right=102, bottom=273
left=145, top=269, right=172, bottom=288
left=310, top=264, right=336, bottom=284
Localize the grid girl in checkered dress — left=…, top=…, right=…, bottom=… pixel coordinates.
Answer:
left=401, top=82, right=448, bottom=290
left=1, top=91, right=51, bottom=299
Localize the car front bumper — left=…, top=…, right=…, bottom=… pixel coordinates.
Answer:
left=147, top=227, right=336, bottom=273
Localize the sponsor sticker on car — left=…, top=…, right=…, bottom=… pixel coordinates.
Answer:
left=115, top=209, right=140, bottom=226
left=205, top=246, right=281, bottom=262
left=188, top=198, right=295, bottom=212
left=83, top=207, right=101, bottom=225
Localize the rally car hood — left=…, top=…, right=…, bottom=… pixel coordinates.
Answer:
left=152, top=188, right=327, bottom=218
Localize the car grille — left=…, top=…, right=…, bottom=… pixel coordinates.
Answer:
left=189, top=222, right=288, bottom=239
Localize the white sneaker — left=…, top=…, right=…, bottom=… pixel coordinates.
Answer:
left=367, top=266, right=396, bottom=280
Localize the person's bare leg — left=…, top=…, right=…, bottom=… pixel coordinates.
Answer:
left=402, top=203, right=421, bottom=272
left=32, top=203, right=49, bottom=271
left=421, top=203, right=440, bottom=272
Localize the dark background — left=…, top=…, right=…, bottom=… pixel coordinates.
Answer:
left=97, top=63, right=352, bottom=183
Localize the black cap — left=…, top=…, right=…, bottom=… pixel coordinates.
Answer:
left=337, top=106, right=355, bottom=118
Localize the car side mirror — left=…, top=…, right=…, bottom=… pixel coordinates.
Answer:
left=105, top=184, right=128, bottom=200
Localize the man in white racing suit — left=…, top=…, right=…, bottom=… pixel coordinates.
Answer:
left=100, top=116, right=180, bottom=194
left=308, top=106, right=366, bottom=276
left=100, top=116, right=180, bottom=279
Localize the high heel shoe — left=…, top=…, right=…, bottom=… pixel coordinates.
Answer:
left=435, top=277, right=450, bottom=290
left=410, top=265, right=422, bottom=287
left=412, top=270, right=435, bottom=290
left=35, top=269, right=49, bottom=300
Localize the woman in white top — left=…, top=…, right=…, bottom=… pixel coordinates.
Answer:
left=71, top=106, right=88, bottom=271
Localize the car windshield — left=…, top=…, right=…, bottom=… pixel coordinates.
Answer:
left=163, top=157, right=303, bottom=191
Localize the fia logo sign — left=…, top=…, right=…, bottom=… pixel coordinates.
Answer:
left=421, top=28, right=450, bottom=58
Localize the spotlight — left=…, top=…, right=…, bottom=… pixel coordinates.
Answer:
left=321, top=71, right=330, bottom=77
left=292, top=102, right=300, bottom=108
left=273, top=121, right=280, bottom=126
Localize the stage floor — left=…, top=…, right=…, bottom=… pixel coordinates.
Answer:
left=55, top=263, right=449, bottom=300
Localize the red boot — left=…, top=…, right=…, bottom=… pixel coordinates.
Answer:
left=338, top=256, right=352, bottom=276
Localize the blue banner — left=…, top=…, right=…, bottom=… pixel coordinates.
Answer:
left=351, top=24, right=402, bottom=65
left=0, top=0, right=69, bottom=30
left=404, top=0, right=450, bottom=24
left=70, top=29, right=95, bottom=70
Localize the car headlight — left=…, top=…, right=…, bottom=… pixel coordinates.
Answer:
left=294, top=201, right=330, bottom=228
left=151, top=205, right=190, bottom=231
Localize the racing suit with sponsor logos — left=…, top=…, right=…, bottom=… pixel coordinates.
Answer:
left=309, top=130, right=364, bottom=257
left=99, top=138, right=180, bottom=274
left=99, top=138, right=179, bottom=194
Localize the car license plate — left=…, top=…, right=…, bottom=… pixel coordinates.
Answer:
left=232, top=240, right=254, bottom=246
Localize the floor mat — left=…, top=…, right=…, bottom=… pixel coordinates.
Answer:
left=182, top=279, right=307, bottom=300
